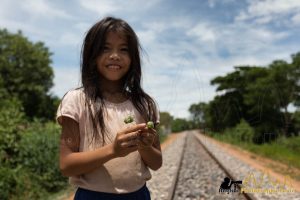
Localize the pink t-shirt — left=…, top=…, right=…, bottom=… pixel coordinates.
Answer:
left=56, top=88, right=159, bottom=193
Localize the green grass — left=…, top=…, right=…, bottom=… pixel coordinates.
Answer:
left=210, top=132, right=300, bottom=170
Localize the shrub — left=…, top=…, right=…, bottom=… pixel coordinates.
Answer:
left=233, top=119, right=255, bottom=143
left=17, top=121, right=67, bottom=192
left=0, top=119, right=67, bottom=200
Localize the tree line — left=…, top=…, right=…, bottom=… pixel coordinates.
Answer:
left=189, top=53, right=300, bottom=143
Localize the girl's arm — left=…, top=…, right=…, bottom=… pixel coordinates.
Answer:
left=138, top=128, right=163, bottom=171
left=60, top=117, right=145, bottom=177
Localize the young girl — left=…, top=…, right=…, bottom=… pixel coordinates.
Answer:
left=56, top=17, right=162, bottom=200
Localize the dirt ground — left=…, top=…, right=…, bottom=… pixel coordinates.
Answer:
left=199, top=132, right=300, bottom=192
left=161, top=133, right=181, bottom=150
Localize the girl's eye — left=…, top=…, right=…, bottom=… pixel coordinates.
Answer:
left=121, top=47, right=129, bottom=52
left=103, top=46, right=110, bottom=52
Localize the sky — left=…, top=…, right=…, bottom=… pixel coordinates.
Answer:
left=1, top=0, right=300, bottom=118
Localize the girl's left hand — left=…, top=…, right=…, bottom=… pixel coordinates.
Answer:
left=138, top=128, right=157, bottom=148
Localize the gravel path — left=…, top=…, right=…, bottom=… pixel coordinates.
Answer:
left=194, top=130, right=300, bottom=200
left=173, top=132, right=246, bottom=200
left=147, top=132, right=186, bottom=200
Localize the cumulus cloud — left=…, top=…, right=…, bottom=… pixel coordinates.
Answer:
left=235, top=0, right=300, bottom=25
left=187, top=22, right=217, bottom=43
left=20, top=0, right=73, bottom=20
left=78, top=0, right=161, bottom=16
left=51, top=66, right=81, bottom=97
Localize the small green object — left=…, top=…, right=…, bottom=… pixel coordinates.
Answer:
left=124, top=115, right=134, bottom=124
left=147, top=121, right=154, bottom=129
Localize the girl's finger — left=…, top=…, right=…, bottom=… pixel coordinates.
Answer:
left=121, top=139, right=139, bottom=147
left=119, top=131, right=139, bottom=143
left=122, top=123, right=146, bottom=134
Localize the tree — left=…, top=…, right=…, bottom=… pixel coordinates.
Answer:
left=171, top=118, right=191, bottom=133
left=188, top=102, right=207, bottom=128
left=207, top=52, right=300, bottom=141
left=209, top=66, right=264, bottom=131
left=159, top=112, right=173, bottom=134
left=267, top=59, right=298, bottom=136
left=0, top=29, right=58, bottom=120
left=291, top=52, right=300, bottom=107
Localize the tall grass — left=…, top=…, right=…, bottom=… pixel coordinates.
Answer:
left=208, top=120, right=300, bottom=170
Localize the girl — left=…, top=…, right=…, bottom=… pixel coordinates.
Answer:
left=56, top=17, right=162, bottom=200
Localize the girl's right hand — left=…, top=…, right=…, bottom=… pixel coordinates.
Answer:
left=112, top=123, right=146, bottom=157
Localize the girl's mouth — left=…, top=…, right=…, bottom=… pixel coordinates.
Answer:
left=107, top=64, right=121, bottom=69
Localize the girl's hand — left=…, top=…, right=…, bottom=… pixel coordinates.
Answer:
left=112, top=123, right=146, bottom=157
left=138, top=127, right=157, bottom=149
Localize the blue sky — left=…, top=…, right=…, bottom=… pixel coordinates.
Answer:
left=1, top=0, right=300, bottom=118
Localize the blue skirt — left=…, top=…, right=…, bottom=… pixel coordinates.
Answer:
left=74, top=184, right=151, bottom=200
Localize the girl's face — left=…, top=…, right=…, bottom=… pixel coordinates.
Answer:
left=96, top=31, right=131, bottom=83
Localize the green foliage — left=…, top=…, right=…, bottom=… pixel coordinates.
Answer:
left=201, top=52, right=300, bottom=140
left=293, top=111, right=300, bottom=134
left=0, top=29, right=67, bottom=199
left=0, top=29, right=59, bottom=121
left=232, top=119, right=254, bottom=143
left=188, top=102, right=207, bottom=128
left=0, top=120, right=67, bottom=200
left=17, top=121, right=67, bottom=192
left=157, top=126, right=168, bottom=143
left=0, top=98, right=25, bottom=166
left=210, top=120, right=255, bottom=145
left=171, top=118, right=192, bottom=132
left=210, top=129, right=300, bottom=170
left=0, top=166, right=47, bottom=200
left=159, top=112, right=173, bottom=134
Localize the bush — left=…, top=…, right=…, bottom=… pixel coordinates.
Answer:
left=0, top=119, right=67, bottom=200
left=17, top=121, right=67, bottom=192
left=233, top=119, right=255, bottom=143
left=275, top=136, right=300, bottom=153
left=0, top=98, right=25, bottom=166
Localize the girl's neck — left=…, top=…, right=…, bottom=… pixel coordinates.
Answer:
left=99, top=80, right=128, bottom=103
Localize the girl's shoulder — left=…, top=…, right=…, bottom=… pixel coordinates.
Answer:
left=62, top=87, right=86, bottom=104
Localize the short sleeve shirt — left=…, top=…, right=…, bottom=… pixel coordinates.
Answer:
left=56, top=88, right=160, bottom=193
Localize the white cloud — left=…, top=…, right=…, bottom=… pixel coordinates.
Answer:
left=20, top=0, right=73, bottom=20
left=78, top=0, right=120, bottom=15
left=187, top=22, right=217, bottom=43
left=235, top=0, right=300, bottom=24
left=136, top=29, right=157, bottom=47
left=208, top=0, right=216, bottom=8
left=51, top=66, right=81, bottom=97
left=78, top=0, right=161, bottom=16
left=292, top=13, right=300, bottom=25
left=58, top=32, right=83, bottom=47
left=0, top=18, right=50, bottom=38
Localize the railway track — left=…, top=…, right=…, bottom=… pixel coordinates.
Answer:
left=147, top=131, right=299, bottom=200
left=170, top=132, right=250, bottom=200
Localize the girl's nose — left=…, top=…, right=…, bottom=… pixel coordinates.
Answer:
left=109, top=52, right=120, bottom=60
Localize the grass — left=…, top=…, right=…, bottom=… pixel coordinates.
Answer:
left=210, top=132, right=300, bottom=180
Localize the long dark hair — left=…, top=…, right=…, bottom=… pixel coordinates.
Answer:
left=81, top=16, right=158, bottom=145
